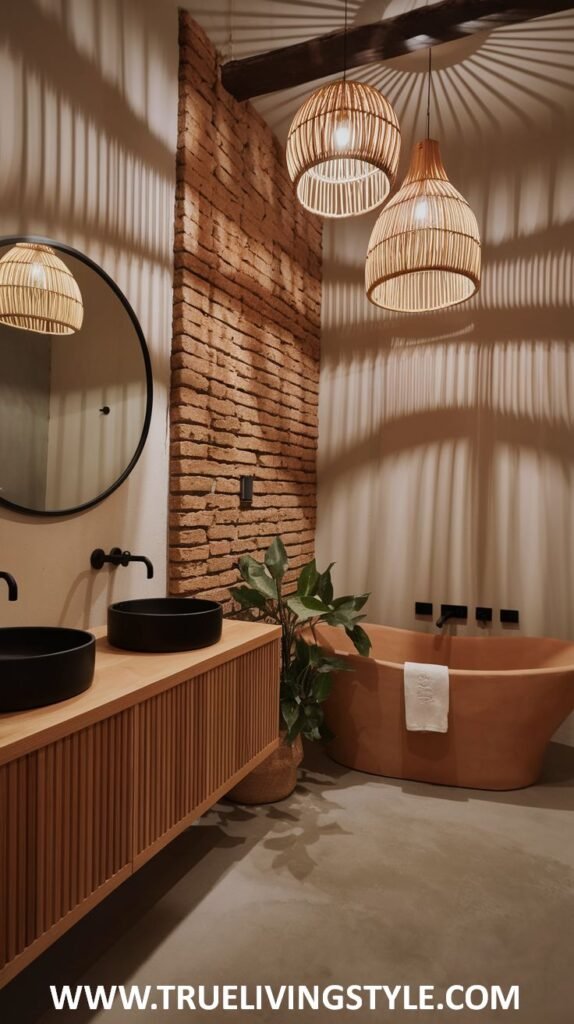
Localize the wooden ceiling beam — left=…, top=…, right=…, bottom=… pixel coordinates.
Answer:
left=221, top=0, right=574, bottom=101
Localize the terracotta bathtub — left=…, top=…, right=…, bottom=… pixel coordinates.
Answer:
left=319, top=624, right=574, bottom=790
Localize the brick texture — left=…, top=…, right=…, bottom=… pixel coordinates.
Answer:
left=170, top=12, right=322, bottom=608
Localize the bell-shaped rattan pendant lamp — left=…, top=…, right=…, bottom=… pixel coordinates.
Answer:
left=0, top=242, right=84, bottom=334
left=286, top=2, right=401, bottom=218
left=365, top=53, right=481, bottom=312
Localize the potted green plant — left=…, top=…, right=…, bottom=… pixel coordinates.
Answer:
left=226, top=536, right=371, bottom=803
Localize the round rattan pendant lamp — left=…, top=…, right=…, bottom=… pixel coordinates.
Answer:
left=365, top=53, right=481, bottom=312
left=286, top=2, right=401, bottom=218
left=0, top=242, right=84, bottom=334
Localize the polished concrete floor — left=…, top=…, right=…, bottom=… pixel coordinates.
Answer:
left=1, top=743, right=573, bottom=1023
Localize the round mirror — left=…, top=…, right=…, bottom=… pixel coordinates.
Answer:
left=0, top=236, right=152, bottom=516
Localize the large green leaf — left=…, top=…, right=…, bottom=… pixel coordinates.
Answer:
left=303, top=704, right=323, bottom=727
left=280, top=675, right=298, bottom=702
left=306, top=726, right=323, bottom=742
left=286, top=722, right=305, bottom=745
left=345, top=624, right=372, bottom=657
left=315, top=654, right=349, bottom=673
left=229, top=585, right=267, bottom=611
left=264, top=536, right=288, bottom=580
left=330, top=594, right=368, bottom=612
left=281, top=699, right=300, bottom=731
left=238, top=555, right=278, bottom=600
left=324, top=592, right=368, bottom=627
left=324, top=605, right=360, bottom=628
left=297, top=644, right=347, bottom=674
left=330, top=594, right=356, bottom=609
left=319, top=722, right=335, bottom=743
left=316, top=563, right=334, bottom=604
left=286, top=594, right=330, bottom=622
left=294, top=637, right=311, bottom=666
left=311, top=673, right=333, bottom=703
left=297, top=559, right=319, bottom=597
left=299, top=704, right=325, bottom=741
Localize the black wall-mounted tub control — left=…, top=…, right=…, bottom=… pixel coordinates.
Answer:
left=476, top=607, right=493, bottom=623
left=500, top=609, right=520, bottom=625
left=415, top=602, right=433, bottom=616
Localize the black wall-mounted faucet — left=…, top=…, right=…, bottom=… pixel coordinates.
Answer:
left=90, top=547, right=154, bottom=579
left=0, top=571, right=18, bottom=601
left=436, top=604, right=467, bottom=628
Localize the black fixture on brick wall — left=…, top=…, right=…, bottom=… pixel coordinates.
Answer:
left=240, top=475, right=254, bottom=505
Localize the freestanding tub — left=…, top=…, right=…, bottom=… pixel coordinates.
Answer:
left=319, top=624, right=574, bottom=790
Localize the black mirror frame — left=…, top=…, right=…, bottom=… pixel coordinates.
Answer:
left=0, top=234, right=153, bottom=517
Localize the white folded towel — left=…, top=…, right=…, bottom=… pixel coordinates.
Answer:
left=404, top=662, right=449, bottom=733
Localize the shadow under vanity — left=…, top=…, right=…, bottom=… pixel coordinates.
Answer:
left=0, top=237, right=282, bottom=987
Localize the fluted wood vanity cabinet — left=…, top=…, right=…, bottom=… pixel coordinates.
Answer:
left=0, top=621, right=280, bottom=986
left=133, top=639, right=280, bottom=865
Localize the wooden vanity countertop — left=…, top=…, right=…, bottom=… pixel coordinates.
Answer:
left=0, top=619, right=281, bottom=765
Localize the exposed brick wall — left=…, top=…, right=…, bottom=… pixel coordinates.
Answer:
left=170, top=12, right=322, bottom=607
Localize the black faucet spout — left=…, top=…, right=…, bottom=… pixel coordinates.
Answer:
left=436, top=611, right=453, bottom=629
left=126, top=554, right=154, bottom=579
left=0, top=571, right=18, bottom=602
left=90, top=548, right=154, bottom=579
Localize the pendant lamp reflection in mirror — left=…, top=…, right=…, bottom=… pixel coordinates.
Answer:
left=365, top=137, right=481, bottom=312
left=0, top=242, right=84, bottom=334
left=287, top=79, right=401, bottom=218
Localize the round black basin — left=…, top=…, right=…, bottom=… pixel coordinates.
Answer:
left=107, top=597, right=223, bottom=653
left=0, top=627, right=96, bottom=712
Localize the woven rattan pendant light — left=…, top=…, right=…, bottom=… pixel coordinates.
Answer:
left=0, top=242, right=84, bottom=334
left=286, top=2, right=401, bottom=218
left=365, top=53, right=481, bottom=312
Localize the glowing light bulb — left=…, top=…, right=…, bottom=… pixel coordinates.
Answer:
left=334, top=121, right=351, bottom=150
left=29, top=262, right=47, bottom=288
left=413, top=199, right=429, bottom=224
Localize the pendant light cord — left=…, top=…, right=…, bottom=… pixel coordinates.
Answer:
left=426, top=47, right=432, bottom=139
left=343, top=0, right=348, bottom=82
left=227, top=0, right=233, bottom=61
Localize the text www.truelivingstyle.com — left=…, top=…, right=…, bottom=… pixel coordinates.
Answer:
left=49, top=983, right=520, bottom=1013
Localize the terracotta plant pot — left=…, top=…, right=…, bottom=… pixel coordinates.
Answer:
left=226, top=733, right=303, bottom=804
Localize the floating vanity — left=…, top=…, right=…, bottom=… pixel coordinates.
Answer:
left=0, top=619, right=281, bottom=986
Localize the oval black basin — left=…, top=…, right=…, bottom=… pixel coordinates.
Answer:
left=0, top=627, right=96, bottom=712
left=107, top=597, right=223, bottom=653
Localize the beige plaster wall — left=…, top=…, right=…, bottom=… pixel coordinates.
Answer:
left=0, top=0, right=178, bottom=629
left=316, top=19, right=574, bottom=743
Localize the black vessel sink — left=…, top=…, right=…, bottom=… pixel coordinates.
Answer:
left=0, top=627, right=96, bottom=712
left=107, top=597, right=223, bottom=653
